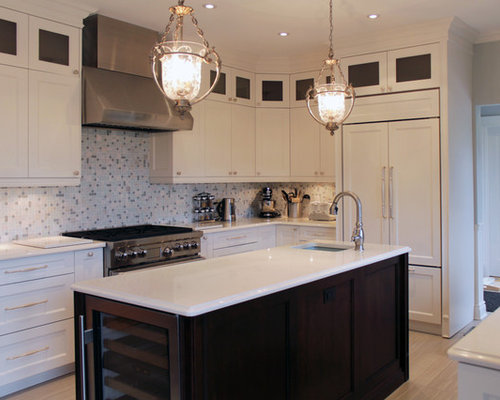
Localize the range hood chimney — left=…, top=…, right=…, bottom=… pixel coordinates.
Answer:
left=82, top=14, right=193, bottom=132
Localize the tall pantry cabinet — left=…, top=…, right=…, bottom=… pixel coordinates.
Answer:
left=336, top=19, right=476, bottom=337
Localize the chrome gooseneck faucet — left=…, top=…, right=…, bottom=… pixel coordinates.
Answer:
left=330, top=191, right=364, bottom=251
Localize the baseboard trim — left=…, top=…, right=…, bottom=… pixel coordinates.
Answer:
left=410, top=320, right=442, bottom=336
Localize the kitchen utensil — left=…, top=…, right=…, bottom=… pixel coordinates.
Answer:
left=281, top=190, right=289, bottom=203
left=288, top=202, right=301, bottom=218
left=217, top=198, right=236, bottom=222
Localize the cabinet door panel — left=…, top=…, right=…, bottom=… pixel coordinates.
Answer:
left=340, top=52, right=387, bottom=95
left=290, top=107, right=320, bottom=177
left=319, top=127, right=335, bottom=178
left=0, top=65, right=28, bottom=177
left=233, top=68, right=254, bottom=106
left=256, top=108, right=290, bottom=177
left=0, top=7, right=28, bottom=67
left=256, top=74, right=290, bottom=108
left=74, top=248, right=103, bottom=282
left=28, top=16, right=79, bottom=75
left=409, top=265, right=441, bottom=324
left=388, top=118, right=441, bottom=266
left=387, top=43, right=440, bottom=92
left=28, top=71, right=80, bottom=178
left=231, top=105, right=255, bottom=176
left=342, top=123, right=389, bottom=244
left=204, top=100, right=232, bottom=176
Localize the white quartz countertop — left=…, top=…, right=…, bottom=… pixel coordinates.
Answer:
left=448, top=308, right=500, bottom=370
left=189, top=217, right=336, bottom=233
left=72, top=241, right=410, bottom=317
left=0, top=240, right=106, bottom=261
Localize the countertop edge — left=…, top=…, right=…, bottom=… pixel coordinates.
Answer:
left=0, top=241, right=106, bottom=261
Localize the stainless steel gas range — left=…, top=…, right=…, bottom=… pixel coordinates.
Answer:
left=63, top=224, right=203, bottom=276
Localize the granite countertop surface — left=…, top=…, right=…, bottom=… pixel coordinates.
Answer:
left=72, top=241, right=410, bottom=317
left=448, top=308, right=500, bottom=370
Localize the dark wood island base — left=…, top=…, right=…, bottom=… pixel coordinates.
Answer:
left=75, top=253, right=408, bottom=400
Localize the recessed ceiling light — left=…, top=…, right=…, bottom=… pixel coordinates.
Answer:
left=367, top=14, right=379, bottom=20
left=279, top=32, right=289, bottom=37
left=203, top=3, right=216, bottom=9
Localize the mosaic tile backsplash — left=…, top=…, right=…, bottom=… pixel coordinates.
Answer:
left=1, top=128, right=335, bottom=243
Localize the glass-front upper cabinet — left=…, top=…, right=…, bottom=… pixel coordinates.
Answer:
left=204, top=65, right=255, bottom=106
left=0, top=7, right=28, bottom=67
left=387, top=43, right=440, bottom=92
left=289, top=71, right=325, bottom=108
left=28, top=16, right=80, bottom=75
left=340, top=52, right=388, bottom=96
left=256, top=73, right=290, bottom=108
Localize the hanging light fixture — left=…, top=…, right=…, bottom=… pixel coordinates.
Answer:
left=306, top=0, right=355, bottom=135
left=152, top=0, right=221, bottom=115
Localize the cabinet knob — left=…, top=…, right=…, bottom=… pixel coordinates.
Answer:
left=233, top=171, right=237, bottom=175
left=87, top=252, right=94, bottom=257
left=233, top=98, right=238, bottom=102
left=314, top=171, right=318, bottom=175
left=73, top=170, right=80, bottom=176
left=176, top=171, right=182, bottom=175
left=228, top=171, right=233, bottom=175
left=256, top=171, right=261, bottom=176
left=73, top=69, right=80, bottom=76
left=381, top=87, right=386, bottom=93
left=387, top=86, right=392, bottom=92
left=320, top=171, right=324, bottom=175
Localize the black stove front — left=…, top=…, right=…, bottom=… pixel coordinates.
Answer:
left=63, top=224, right=203, bottom=276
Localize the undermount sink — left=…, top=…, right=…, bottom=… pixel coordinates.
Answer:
left=294, top=242, right=351, bottom=252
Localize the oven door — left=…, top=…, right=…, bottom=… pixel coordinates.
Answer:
left=108, top=255, right=204, bottom=276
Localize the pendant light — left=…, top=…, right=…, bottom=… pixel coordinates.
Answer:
left=152, top=0, right=221, bottom=115
left=306, top=0, right=355, bottom=135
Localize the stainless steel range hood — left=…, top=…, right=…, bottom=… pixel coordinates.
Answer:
left=82, top=15, right=193, bottom=132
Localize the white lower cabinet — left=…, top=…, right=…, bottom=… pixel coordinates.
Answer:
left=276, top=225, right=300, bottom=246
left=299, top=226, right=336, bottom=242
left=201, top=225, right=276, bottom=258
left=0, top=246, right=103, bottom=397
left=408, top=265, right=441, bottom=325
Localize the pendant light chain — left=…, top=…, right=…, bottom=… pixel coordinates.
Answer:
left=191, top=15, right=210, bottom=49
left=328, top=0, right=334, bottom=60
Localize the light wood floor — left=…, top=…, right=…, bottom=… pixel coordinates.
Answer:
left=4, top=327, right=475, bottom=400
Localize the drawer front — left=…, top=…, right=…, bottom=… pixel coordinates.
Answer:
left=212, top=229, right=259, bottom=250
left=299, top=227, right=336, bottom=242
left=213, top=242, right=262, bottom=258
left=74, top=248, right=103, bottom=282
left=0, top=319, right=74, bottom=388
left=0, top=252, right=74, bottom=285
left=0, top=273, right=74, bottom=335
left=276, top=225, right=300, bottom=246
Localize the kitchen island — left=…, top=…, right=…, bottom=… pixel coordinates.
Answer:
left=73, top=241, right=410, bottom=400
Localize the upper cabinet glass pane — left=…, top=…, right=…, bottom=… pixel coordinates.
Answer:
left=0, top=19, right=17, bottom=56
left=210, top=70, right=226, bottom=95
left=236, top=76, right=250, bottom=100
left=295, top=78, right=314, bottom=101
left=396, top=54, right=431, bottom=83
left=348, top=62, right=379, bottom=88
left=38, top=29, right=69, bottom=65
left=262, top=80, right=283, bottom=101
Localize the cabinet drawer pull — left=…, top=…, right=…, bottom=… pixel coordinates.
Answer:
left=226, top=236, right=246, bottom=241
left=408, top=267, right=416, bottom=272
left=87, top=252, right=94, bottom=257
left=4, top=264, right=48, bottom=274
left=5, top=299, right=48, bottom=311
left=381, top=166, right=387, bottom=218
left=389, top=166, right=394, bottom=219
left=6, top=346, right=49, bottom=360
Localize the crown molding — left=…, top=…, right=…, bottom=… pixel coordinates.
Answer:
left=476, top=30, right=500, bottom=44
left=0, top=0, right=95, bottom=27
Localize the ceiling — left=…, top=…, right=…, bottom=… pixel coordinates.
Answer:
left=75, top=0, right=500, bottom=59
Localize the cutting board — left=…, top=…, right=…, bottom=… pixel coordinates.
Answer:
left=14, top=236, right=93, bottom=249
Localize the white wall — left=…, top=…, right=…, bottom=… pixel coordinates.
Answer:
left=473, top=41, right=500, bottom=106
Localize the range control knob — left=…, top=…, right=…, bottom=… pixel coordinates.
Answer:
left=184, top=242, right=191, bottom=249
left=163, top=247, right=174, bottom=257
left=175, top=243, right=184, bottom=251
left=128, top=248, right=138, bottom=258
left=191, top=242, right=199, bottom=249
left=115, top=250, right=128, bottom=261
left=138, top=248, right=147, bottom=257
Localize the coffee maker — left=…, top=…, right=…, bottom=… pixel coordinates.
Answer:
left=259, top=187, right=281, bottom=218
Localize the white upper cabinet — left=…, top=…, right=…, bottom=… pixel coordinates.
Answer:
left=150, top=103, right=205, bottom=183
left=340, top=52, right=388, bottom=96
left=28, top=16, right=80, bottom=76
left=289, top=71, right=318, bottom=108
left=290, top=107, right=335, bottom=181
left=341, top=43, right=440, bottom=95
left=256, top=108, right=290, bottom=177
left=0, top=65, right=28, bottom=177
left=0, top=7, right=28, bottom=68
left=28, top=70, right=81, bottom=178
left=203, top=65, right=255, bottom=106
left=231, top=104, right=256, bottom=177
left=204, top=100, right=232, bottom=177
left=256, top=73, right=290, bottom=108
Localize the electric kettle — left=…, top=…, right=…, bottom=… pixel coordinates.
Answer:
left=217, top=198, right=236, bottom=221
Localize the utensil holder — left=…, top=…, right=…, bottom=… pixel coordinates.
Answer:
left=288, top=202, right=301, bottom=218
